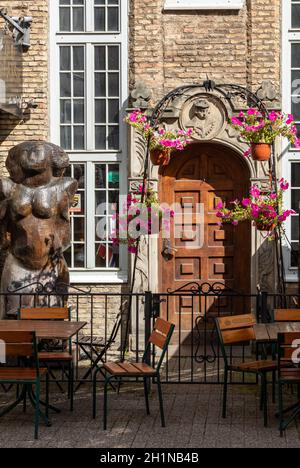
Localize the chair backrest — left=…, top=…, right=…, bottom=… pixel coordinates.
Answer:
left=19, top=307, right=70, bottom=321
left=0, top=331, right=39, bottom=373
left=144, top=318, right=175, bottom=370
left=215, top=314, right=256, bottom=364
left=278, top=332, right=300, bottom=377
left=274, top=309, right=300, bottom=322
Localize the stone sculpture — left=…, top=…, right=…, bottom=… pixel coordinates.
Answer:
left=0, top=141, right=78, bottom=318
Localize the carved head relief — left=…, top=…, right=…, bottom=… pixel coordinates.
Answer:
left=6, top=141, right=70, bottom=187
left=180, top=94, right=226, bottom=142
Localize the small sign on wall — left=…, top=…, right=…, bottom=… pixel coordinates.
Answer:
left=164, top=0, right=245, bottom=9
left=70, top=194, right=82, bottom=213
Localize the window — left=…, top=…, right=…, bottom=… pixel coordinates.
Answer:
left=282, top=2, right=300, bottom=280
left=50, top=0, right=128, bottom=283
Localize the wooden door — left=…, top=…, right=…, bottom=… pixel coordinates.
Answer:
left=159, top=143, right=251, bottom=334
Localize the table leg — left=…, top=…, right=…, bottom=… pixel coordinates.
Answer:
left=26, top=386, right=52, bottom=427
left=0, top=385, right=27, bottom=418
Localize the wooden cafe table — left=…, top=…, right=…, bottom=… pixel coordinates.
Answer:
left=0, top=320, right=87, bottom=424
left=254, top=322, right=300, bottom=343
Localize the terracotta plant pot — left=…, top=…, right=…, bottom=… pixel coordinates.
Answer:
left=251, top=143, right=272, bottom=162
left=255, top=221, right=276, bottom=232
left=150, top=148, right=171, bottom=166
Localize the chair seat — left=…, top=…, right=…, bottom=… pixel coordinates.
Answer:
left=39, top=352, right=72, bottom=361
left=280, top=368, right=300, bottom=382
left=231, top=360, right=277, bottom=373
left=0, top=368, right=47, bottom=381
left=74, top=335, right=105, bottom=347
left=103, top=361, right=156, bottom=376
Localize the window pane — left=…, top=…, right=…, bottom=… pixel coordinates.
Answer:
left=292, top=189, right=300, bottom=211
left=73, top=7, right=84, bottom=31
left=95, top=100, right=106, bottom=123
left=108, top=73, right=119, bottom=97
left=291, top=100, right=300, bottom=120
left=95, top=0, right=105, bottom=4
left=61, top=126, right=72, bottom=149
left=108, top=191, right=119, bottom=214
left=292, top=70, right=300, bottom=94
left=95, top=7, right=105, bottom=30
left=95, top=73, right=106, bottom=97
left=108, top=46, right=119, bottom=70
left=95, top=126, right=106, bottom=149
left=73, top=164, right=85, bottom=188
left=95, top=46, right=106, bottom=70
left=291, top=242, right=299, bottom=267
left=95, top=217, right=107, bottom=240
left=60, top=7, right=71, bottom=31
left=74, top=73, right=84, bottom=97
left=108, top=99, right=119, bottom=124
left=74, top=100, right=84, bottom=123
left=64, top=247, right=71, bottom=268
left=74, top=126, right=85, bottom=149
left=108, top=126, right=119, bottom=149
left=73, top=47, right=85, bottom=70
left=74, top=245, right=85, bottom=268
left=60, top=73, right=71, bottom=97
left=95, top=245, right=107, bottom=268
left=95, top=191, right=107, bottom=214
left=95, top=165, right=106, bottom=188
left=60, top=47, right=71, bottom=71
left=292, top=4, right=300, bottom=29
left=74, top=217, right=85, bottom=242
left=60, top=100, right=72, bottom=124
left=292, top=163, right=300, bottom=187
left=292, top=216, right=299, bottom=241
left=74, top=0, right=84, bottom=4
left=107, top=7, right=119, bottom=31
left=292, top=43, right=300, bottom=68
left=108, top=164, right=119, bottom=188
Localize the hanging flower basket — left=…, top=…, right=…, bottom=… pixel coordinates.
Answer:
left=254, top=221, right=276, bottom=232
left=251, top=143, right=272, bottom=162
left=216, top=180, right=296, bottom=240
left=231, top=110, right=300, bottom=160
left=150, top=148, right=171, bottom=166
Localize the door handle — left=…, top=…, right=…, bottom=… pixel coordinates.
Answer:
left=161, top=239, right=177, bottom=261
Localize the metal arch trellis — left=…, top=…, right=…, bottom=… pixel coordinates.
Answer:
left=121, top=80, right=287, bottom=361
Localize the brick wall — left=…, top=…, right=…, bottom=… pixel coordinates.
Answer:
left=129, top=0, right=281, bottom=102
left=0, top=1, right=49, bottom=174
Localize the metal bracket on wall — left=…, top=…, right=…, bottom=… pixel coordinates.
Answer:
left=0, top=8, right=32, bottom=51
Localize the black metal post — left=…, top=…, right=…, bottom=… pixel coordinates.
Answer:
left=144, top=291, right=153, bottom=366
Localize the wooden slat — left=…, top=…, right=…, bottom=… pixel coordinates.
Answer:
left=20, top=308, right=69, bottom=320
left=0, top=321, right=86, bottom=340
left=5, top=344, right=33, bottom=357
left=0, top=331, right=33, bottom=343
left=38, top=352, right=72, bottom=361
left=222, top=327, right=255, bottom=345
left=149, top=330, right=166, bottom=349
left=154, top=318, right=172, bottom=336
left=254, top=324, right=269, bottom=343
left=118, top=362, right=143, bottom=374
left=217, top=314, right=256, bottom=331
left=275, top=309, right=300, bottom=322
left=103, top=362, right=128, bottom=375
left=0, top=368, right=47, bottom=380
left=131, top=363, right=156, bottom=375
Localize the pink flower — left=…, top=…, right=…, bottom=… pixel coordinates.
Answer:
left=250, top=185, right=261, bottom=198
left=242, top=198, right=251, bottom=207
left=216, top=202, right=223, bottom=210
left=231, top=117, right=243, bottom=126
left=247, top=108, right=256, bottom=116
left=270, top=193, right=277, bottom=200
left=251, top=204, right=260, bottom=218
left=232, top=220, right=239, bottom=226
left=269, top=111, right=279, bottom=122
left=295, top=138, right=300, bottom=148
left=244, top=148, right=252, bottom=158
left=286, top=114, right=294, bottom=125
left=239, top=111, right=245, bottom=118
left=279, top=178, right=289, bottom=191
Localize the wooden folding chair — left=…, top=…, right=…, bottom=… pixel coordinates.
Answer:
left=92, top=317, right=175, bottom=430
left=278, top=332, right=300, bottom=436
left=215, top=314, right=277, bottom=427
left=18, top=307, right=74, bottom=411
left=0, top=331, right=49, bottom=440
left=274, top=309, right=300, bottom=322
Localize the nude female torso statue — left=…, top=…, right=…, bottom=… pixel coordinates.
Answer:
left=0, top=141, right=78, bottom=318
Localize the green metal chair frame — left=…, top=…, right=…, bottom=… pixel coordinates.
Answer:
left=92, top=318, right=175, bottom=430
left=215, top=314, right=277, bottom=427
left=278, top=332, right=300, bottom=436
left=0, top=331, right=49, bottom=440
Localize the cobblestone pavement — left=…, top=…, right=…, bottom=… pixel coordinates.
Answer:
left=0, top=383, right=299, bottom=448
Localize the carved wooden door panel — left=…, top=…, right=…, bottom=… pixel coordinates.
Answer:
left=159, top=144, right=251, bottom=333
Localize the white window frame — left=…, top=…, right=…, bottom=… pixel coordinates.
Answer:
left=49, top=0, right=128, bottom=284
left=164, top=0, right=245, bottom=10
left=282, top=0, right=300, bottom=282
